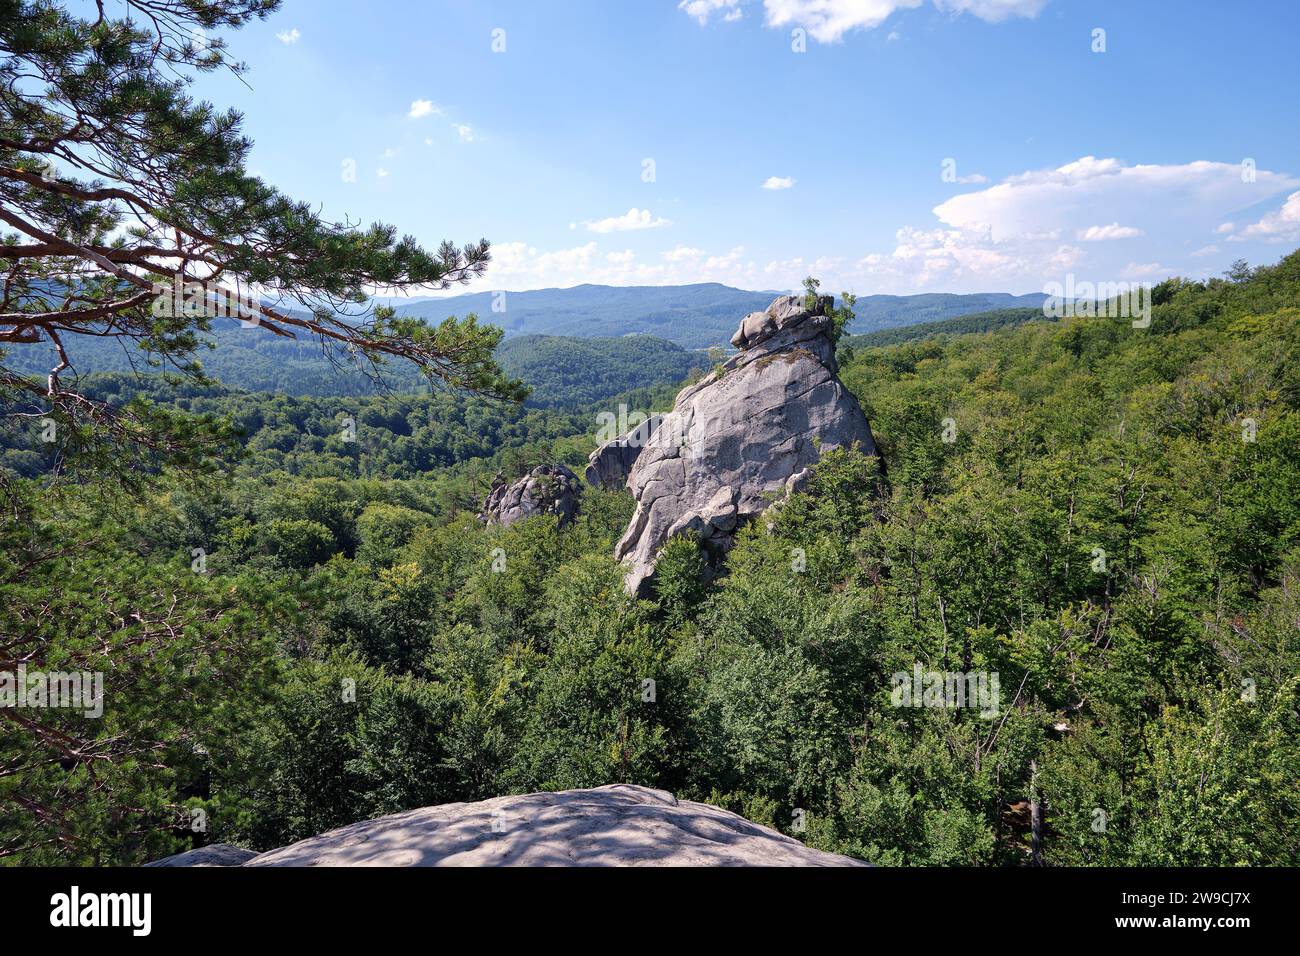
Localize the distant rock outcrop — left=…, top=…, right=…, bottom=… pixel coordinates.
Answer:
left=585, top=414, right=662, bottom=490
left=152, top=785, right=862, bottom=867
left=614, top=293, right=876, bottom=595
left=479, top=464, right=581, bottom=528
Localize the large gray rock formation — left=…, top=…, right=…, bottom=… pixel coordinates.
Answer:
left=237, top=785, right=863, bottom=867
left=614, top=293, right=876, bottom=595
left=585, top=414, right=662, bottom=490
left=479, top=464, right=581, bottom=528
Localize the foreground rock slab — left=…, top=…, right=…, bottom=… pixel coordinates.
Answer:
left=238, top=785, right=863, bottom=867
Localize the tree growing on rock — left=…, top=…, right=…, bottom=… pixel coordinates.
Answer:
left=803, top=276, right=856, bottom=347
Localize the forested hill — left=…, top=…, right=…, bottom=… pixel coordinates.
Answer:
left=1, top=321, right=702, bottom=410
left=3, top=286, right=1046, bottom=402
left=391, top=283, right=774, bottom=348
left=495, top=334, right=707, bottom=408
left=5, top=252, right=1298, bottom=867
left=2, top=316, right=428, bottom=397
left=842, top=306, right=1048, bottom=350
left=389, top=284, right=1050, bottom=348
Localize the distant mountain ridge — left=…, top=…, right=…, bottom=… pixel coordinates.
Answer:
left=3, top=321, right=706, bottom=410
left=390, top=283, right=1050, bottom=349
left=842, top=291, right=1050, bottom=333
left=495, top=334, right=707, bottom=409
left=392, top=283, right=774, bottom=349
left=842, top=306, right=1051, bottom=350
left=4, top=284, right=1050, bottom=405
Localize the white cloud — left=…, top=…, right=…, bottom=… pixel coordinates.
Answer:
left=276, top=28, right=300, bottom=44
left=763, top=0, right=921, bottom=42
left=1123, top=261, right=1166, bottom=277
left=678, top=0, right=742, bottom=25
left=468, top=241, right=762, bottom=291
left=888, top=30, right=901, bottom=40
left=1077, top=222, right=1143, bottom=241
left=487, top=242, right=600, bottom=287
left=705, top=246, right=748, bottom=271
left=452, top=123, right=475, bottom=143
left=684, top=0, right=1045, bottom=42
left=857, top=224, right=1081, bottom=288
left=934, top=157, right=1299, bottom=242
left=932, top=0, right=1048, bottom=22
left=764, top=254, right=848, bottom=282
left=408, top=99, right=441, bottom=119
left=724, top=8, right=745, bottom=20
left=761, top=176, right=796, bottom=190
left=1229, top=190, right=1300, bottom=243
left=664, top=245, right=707, bottom=262
left=375, top=168, right=389, bottom=179
left=844, top=156, right=1300, bottom=292
left=471, top=156, right=1300, bottom=296
left=584, top=208, right=672, bottom=234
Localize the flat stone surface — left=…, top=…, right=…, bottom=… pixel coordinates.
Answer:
left=242, top=785, right=865, bottom=867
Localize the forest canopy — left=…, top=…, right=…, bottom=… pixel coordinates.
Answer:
left=4, top=248, right=1298, bottom=865
left=2, top=0, right=1296, bottom=872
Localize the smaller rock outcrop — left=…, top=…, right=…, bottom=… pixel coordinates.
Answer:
left=585, top=414, right=662, bottom=490
left=479, top=464, right=581, bottom=528
left=144, top=844, right=258, bottom=867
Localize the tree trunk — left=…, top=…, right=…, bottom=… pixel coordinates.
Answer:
left=1029, top=759, right=1044, bottom=867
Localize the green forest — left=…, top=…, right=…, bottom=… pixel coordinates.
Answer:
left=2, top=0, right=1297, bottom=872
left=841, top=306, right=1048, bottom=351
left=2, top=319, right=708, bottom=409
left=4, top=252, right=1298, bottom=866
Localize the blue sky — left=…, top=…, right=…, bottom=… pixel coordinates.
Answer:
left=197, top=0, right=1300, bottom=294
